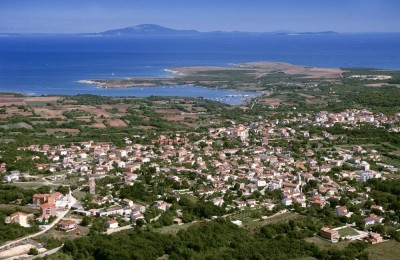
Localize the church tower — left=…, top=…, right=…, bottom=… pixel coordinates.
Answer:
left=89, top=177, right=96, bottom=195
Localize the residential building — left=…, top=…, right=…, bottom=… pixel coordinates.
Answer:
left=40, top=203, right=57, bottom=218
left=33, top=192, right=63, bottom=206
left=3, top=171, right=20, bottom=182
left=335, top=206, right=353, bottom=217
left=105, top=219, right=119, bottom=229
left=58, top=220, right=77, bottom=231
left=5, top=212, right=33, bottom=227
left=364, top=214, right=384, bottom=226
left=367, top=232, right=383, bottom=244
left=320, top=227, right=340, bottom=243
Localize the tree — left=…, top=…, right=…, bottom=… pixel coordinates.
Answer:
left=136, top=219, right=145, bottom=228
left=28, top=247, right=39, bottom=255
left=56, top=185, right=69, bottom=195
left=81, top=216, right=92, bottom=227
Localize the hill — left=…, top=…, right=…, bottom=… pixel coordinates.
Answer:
left=96, top=24, right=338, bottom=36
left=98, top=24, right=199, bottom=36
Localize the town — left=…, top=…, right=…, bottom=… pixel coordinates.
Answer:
left=1, top=103, right=400, bottom=258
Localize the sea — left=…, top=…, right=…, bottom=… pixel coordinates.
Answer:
left=0, top=33, right=400, bottom=104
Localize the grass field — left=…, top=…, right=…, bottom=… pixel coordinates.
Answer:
left=305, top=236, right=352, bottom=251
left=386, top=173, right=400, bottom=179
left=37, top=225, right=90, bottom=241
left=294, top=257, right=318, bottom=260
left=338, top=227, right=358, bottom=237
left=153, top=222, right=197, bottom=234
left=0, top=204, right=39, bottom=214
left=366, top=240, right=400, bottom=260
left=72, top=191, right=87, bottom=200
left=238, top=211, right=300, bottom=230
left=381, top=156, right=400, bottom=169
left=9, top=182, right=57, bottom=189
left=301, top=239, right=400, bottom=259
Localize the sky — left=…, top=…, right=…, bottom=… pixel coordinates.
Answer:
left=1, top=0, right=400, bottom=33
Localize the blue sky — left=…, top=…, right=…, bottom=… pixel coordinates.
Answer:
left=1, top=0, right=399, bottom=33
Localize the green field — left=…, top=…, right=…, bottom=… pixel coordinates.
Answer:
left=366, top=240, right=400, bottom=260
left=72, top=191, right=87, bottom=200
left=235, top=211, right=300, bottom=230
left=338, top=227, right=359, bottom=237
left=10, top=182, right=58, bottom=189
left=305, top=236, right=352, bottom=251
left=153, top=222, right=197, bottom=234
left=0, top=204, right=39, bottom=214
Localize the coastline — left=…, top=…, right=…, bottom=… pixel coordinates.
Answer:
left=77, top=79, right=159, bottom=88
left=0, top=86, right=260, bottom=106
left=77, top=61, right=344, bottom=91
left=164, top=68, right=179, bottom=75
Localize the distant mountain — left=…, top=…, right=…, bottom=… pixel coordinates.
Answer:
left=293, top=31, right=338, bottom=35
left=98, top=24, right=200, bottom=36
left=0, top=25, right=339, bottom=37
left=96, top=24, right=339, bottom=36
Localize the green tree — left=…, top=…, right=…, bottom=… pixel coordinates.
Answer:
left=28, top=247, right=39, bottom=255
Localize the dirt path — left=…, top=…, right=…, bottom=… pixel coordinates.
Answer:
left=106, top=225, right=133, bottom=235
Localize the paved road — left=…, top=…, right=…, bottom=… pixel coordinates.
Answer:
left=0, top=194, right=77, bottom=251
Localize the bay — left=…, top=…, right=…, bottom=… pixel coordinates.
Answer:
left=0, top=33, right=399, bottom=104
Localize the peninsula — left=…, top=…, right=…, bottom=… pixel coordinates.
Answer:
left=79, top=62, right=343, bottom=91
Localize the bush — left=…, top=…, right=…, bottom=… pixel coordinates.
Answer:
left=28, top=247, right=39, bottom=255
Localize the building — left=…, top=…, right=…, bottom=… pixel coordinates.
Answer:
left=3, top=171, right=20, bottom=182
left=335, top=206, right=353, bottom=217
left=173, top=218, right=183, bottom=225
left=320, top=227, right=340, bottom=243
left=366, top=232, right=383, bottom=244
left=33, top=192, right=63, bottom=206
left=5, top=212, right=33, bottom=227
left=131, top=211, right=144, bottom=222
left=40, top=203, right=57, bottom=219
left=97, top=206, right=125, bottom=217
left=364, top=214, right=384, bottom=226
left=122, top=198, right=134, bottom=207
left=58, top=220, right=77, bottom=231
left=360, top=171, right=374, bottom=182
left=371, top=205, right=384, bottom=212
left=89, top=177, right=96, bottom=195
left=105, top=219, right=119, bottom=229
left=152, top=201, right=171, bottom=212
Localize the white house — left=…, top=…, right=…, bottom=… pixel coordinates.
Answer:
left=360, top=172, right=374, bottom=182
left=105, top=219, right=119, bottom=229
left=256, top=180, right=267, bottom=187
left=3, top=171, right=20, bottom=182
left=152, top=201, right=171, bottom=212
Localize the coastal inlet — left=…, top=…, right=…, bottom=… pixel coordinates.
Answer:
left=75, top=83, right=261, bottom=105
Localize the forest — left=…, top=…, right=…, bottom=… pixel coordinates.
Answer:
left=60, top=219, right=369, bottom=260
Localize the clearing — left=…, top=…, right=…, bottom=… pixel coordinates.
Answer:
left=366, top=240, right=400, bottom=260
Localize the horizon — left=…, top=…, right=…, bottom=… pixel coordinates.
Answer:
left=1, top=23, right=400, bottom=35
left=1, top=0, right=400, bottom=34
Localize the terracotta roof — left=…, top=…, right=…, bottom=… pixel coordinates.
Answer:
left=40, top=203, right=56, bottom=209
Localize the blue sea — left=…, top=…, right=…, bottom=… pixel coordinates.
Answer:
left=0, top=33, right=400, bottom=104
